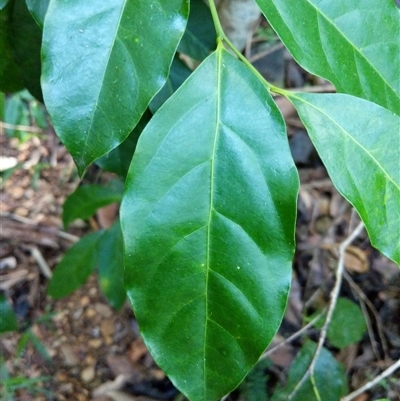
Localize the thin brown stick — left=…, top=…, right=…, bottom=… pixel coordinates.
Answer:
left=0, top=121, right=43, bottom=134
left=287, top=221, right=365, bottom=400
left=340, top=358, right=400, bottom=401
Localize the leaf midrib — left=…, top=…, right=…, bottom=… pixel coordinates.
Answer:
left=203, top=47, right=223, bottom=399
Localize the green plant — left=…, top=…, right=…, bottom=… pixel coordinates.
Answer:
left=1, top=0, right=399, bottom=400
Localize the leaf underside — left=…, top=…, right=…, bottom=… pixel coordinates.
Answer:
left=289, top=92, right=400, bottom=265
left=256, top=0, right=400, bottom=115
left=41, top=0, right=188, bottom=175
left=121, top=48, right=299, bottom=401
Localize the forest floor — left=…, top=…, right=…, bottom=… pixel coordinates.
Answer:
left=1, top=22, right=400, bottom=401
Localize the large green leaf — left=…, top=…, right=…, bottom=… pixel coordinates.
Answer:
left=98, top=221, right=126, bottom=310
left=121, top=47, right=299, bottom=401
left=271, top=341, right=348, bottom=401
left=256, top=0, right=400, bottom=114
left=47, top=230, right=104, bottom=299
left=0, top=0, right=10, bottom=10
left=41, top=0, right=189, bottom=175
left=287, top=92, right=400, bottom=265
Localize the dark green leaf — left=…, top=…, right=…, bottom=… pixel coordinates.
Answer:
left=271, top=341, right=348, bottom=401
left=0, top=3, right=24, bottom=92
left=62, top=180, right=123, bottom=229
left=10, top=0, right=44, bottom=101
left=149, top=56, right=192, bottom=113
left=256, top=0, right=400, bottom=114
left=287, top=92, right=400, bottom=265
left=239, top=359, right=271, bottom=401
left=96, top=111, right=151, bottom=179
left=0, top=294, right=18, bottom=334
left=178, top=0, right=216, bottom=60
left=41, top=0, right=189, bottom=175
left=25, top=0, right=49, bottom=28
left=313, top=298, right=367, bottom=349
left=121, top=47, right=299, bottom=401
left=98, top=221, right=126, bottom=310
left=47, top=230, right=105, bottom=299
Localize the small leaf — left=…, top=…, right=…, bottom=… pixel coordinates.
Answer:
left=98, top=221, right=126, bottom=310
left=96, top=110, right=151, bottom=179
left=0, top=294, right=18, bottom=334
left=313, top=298, right=367, bottom=349
left=287, top=92, right=400, bottom=265
left=256, top=0, right=400, bottom=114
left=62, top=180, right=123, bottom=229
left=25, top=0, right=49, bottom=28
left=41, top=0, right=189, bottom=175
left=149, top=56, right=192, bottom=113
left=121, top=47, right=299, bottom=401
left=178, top=0, right=216, bottom=60
left=271, top=341, right=348, bottom=401
left=47, top=230, right=105, bottom=299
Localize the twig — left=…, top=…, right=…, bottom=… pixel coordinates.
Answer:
left=340, top=358, right=400, bottom=401
left=30, top=246, right=53, bottom=279
left=0, top=121, right=43, bottom=134
left=287, top=221, right=365, bottom=400
left=249, top=42, right=284, bottom=63
left=260, top=310, right=325, bottom=360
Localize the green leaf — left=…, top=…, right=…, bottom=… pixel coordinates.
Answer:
left=62, top=180, right=123, bottom=229
left=271, top=342, right=348, bottom=401
left=256, top=0, right=400, bottom=114
left=25, top=0, right=49, bottom=28
left=41, top=0, right=189, bottom=175
left=239, top=359, right=271, bottom=401
left=178, top=0, right=216, bottom=60
left=47, top=230, right=105, bottom=299
left=121, top=47, right=299, bottom=401
left=313, top=298, right=367, bottom=349
left=287, top=92, right=400, bottom=265
left=4, top=91, right=30, bottom=140
left=98, top=221, right=126, bottom=310
left=96, top=110, right=151, bottom=179
left=0, top=3, right=24, bottom=92
left=149, top=55, right=192, bottom=113
left=10, top=0, right=44, bottom=101
left=0, top=294, right=18, bottom=334
left=0, top=0, right=10, bottom=10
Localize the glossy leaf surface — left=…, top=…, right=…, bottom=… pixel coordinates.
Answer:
left=47, top=231, right=104, bottom=299
left=98, top=221, right=126, bottom=310
left=62, top=180, right=123, bottom=229
left=271, top=341, right=347, bottom=401
left=256, top=0, right=400, bottom=114
left=288, top=92, right=400, bottom=265
left=0, top=294, right=18, bottom=333
left=121, top=48, right=299, bottom=401
left=42, top=0, right=188, bottom=174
